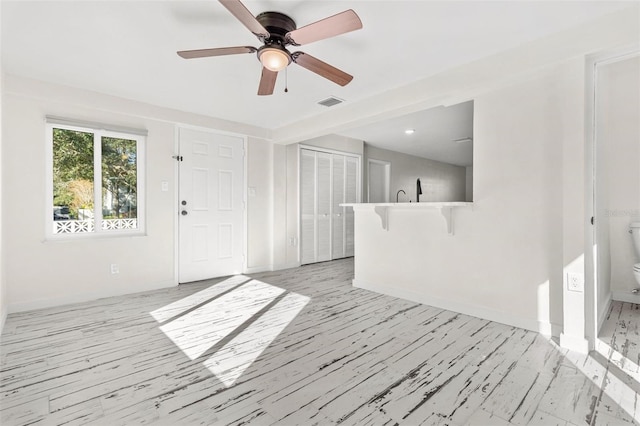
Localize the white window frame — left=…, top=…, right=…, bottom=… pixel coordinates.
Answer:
left=45, top=120, right=146, bottom=240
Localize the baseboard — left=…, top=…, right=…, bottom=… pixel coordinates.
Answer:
left=244, top=265, right=273, bottom=274
left=244, top=263, right=303, bottom=274
left=0, top=304, right=7, bottom=336
left=8, top=279, right=177, bottom=314
left=353, top=279, right=561, bottom=337
left=598, top=292, right=613, bottom=332
left=612, top=291, right=640, bottom=304
left=560, top=332, right=589, bottom=354
left=271, top=262, right=302, bottom=272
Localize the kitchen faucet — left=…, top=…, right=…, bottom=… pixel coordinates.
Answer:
left=396, top=189, right=406, bottom=203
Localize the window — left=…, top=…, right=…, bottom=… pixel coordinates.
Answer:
left=46, top=119, right=146, bottom=237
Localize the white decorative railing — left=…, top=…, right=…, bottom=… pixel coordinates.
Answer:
left=54, top=219, right=138, bottom=234
left=103, top=218, right=137, bottom=230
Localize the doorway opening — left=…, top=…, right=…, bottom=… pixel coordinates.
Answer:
left=589, top=51, right=639, bottom=363
left=367, top=159, right=391, bottom=203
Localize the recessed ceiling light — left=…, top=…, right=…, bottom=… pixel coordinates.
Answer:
left=404, top=129, right=415, bottom=135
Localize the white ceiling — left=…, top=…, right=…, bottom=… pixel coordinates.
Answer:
left=339, top=101, right=474, bottom=166
left=1, top=0, right=635, bottom=149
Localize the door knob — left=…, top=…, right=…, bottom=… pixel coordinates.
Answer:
left=181, top=210, right=188, bottom=216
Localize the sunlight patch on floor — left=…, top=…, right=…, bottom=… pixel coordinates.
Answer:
left=158, top=279, right=285, bottom=360
left=597, top=339, right=640, bottom=380
left=203, top=292, right=310, bottom=387
left=152, top=276, right=309, bottom=387
left=564, top=349, right=640, bottom=422
left=150, top=275, right=251, bottom=323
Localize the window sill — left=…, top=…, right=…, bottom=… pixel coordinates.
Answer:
left=44, top=231, right=147, bottom=243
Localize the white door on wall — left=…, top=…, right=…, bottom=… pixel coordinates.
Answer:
left=368, top=159, right=390, bottom=203
left=178, top=128, right=244, bottom=283
left=300, top=148, right=360, bottom=265
left=332, top=154, right=346, bottom=259
left=316, top=152, right=332, bottom=262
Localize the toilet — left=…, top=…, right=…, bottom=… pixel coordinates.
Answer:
left=631, top=222, right=640, bottom=287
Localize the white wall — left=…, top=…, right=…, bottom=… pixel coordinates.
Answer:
left=302, top=134, right=364, bottom=156
left=272, top=144, right=288, bottom=269
left=246, top=138, right=274, bottom=273
left=2, top=75, right=272, bottom=312
left=599, top=56, right=640, bottom=301
left=560, top=58, right=588, bottom=352
left=353, top=60, right=588, bottom=335
left=364, top=145, right=466, bottom=203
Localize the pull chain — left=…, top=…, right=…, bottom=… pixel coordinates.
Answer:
left=284, top=67, right=288, bottom=93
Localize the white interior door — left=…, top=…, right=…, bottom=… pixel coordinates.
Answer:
left=316, top=152, right=332, bottom=262
left=368, top=159, right=390, bottom=203
left=332, top=154, right=346, bottom=259
left=178, top=128, right=244, bottom=283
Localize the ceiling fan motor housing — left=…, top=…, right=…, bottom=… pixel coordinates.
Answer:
left=256, top=12, right=296, bottom=45
left=256, top=11, right=296, bottom=68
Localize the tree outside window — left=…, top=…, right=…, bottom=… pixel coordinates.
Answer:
left=49, top=122, right=145, bottom=236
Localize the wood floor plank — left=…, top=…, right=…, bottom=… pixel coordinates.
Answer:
left=1, top=258, right=637, bottom=425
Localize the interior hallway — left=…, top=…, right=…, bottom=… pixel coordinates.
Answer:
left=0, top=259, right=637, bottom=425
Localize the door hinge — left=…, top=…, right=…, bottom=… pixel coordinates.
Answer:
left=591, top=216, right=595, bottom=225
left=172, top=155, right=183, bottom=162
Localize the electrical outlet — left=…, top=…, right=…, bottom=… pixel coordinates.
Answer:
left=567, top=272, right=584, bottom=292
left=110, top=264, right=120, bottom=274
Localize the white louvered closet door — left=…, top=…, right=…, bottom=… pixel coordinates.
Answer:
left=332, top=155, right=345, bottom=259
left=300, top=148, right=360, bottom=265
left=316, top=152, right=332, bottom=262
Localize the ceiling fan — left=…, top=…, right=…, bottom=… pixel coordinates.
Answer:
left=177, top=0, right=363, bottom=96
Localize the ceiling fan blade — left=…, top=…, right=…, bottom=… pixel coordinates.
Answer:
left=258, top=67, right=278, bottom=96
left=219, top=0, right=270, bottom=40
left=292, top=52, right=353, bottom=86
left=177, top=46, right=256, bottom=59
left=286, top=9, right=362, bottom=46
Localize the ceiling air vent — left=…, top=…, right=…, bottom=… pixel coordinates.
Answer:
left=317, top=96, right=344, bottom=107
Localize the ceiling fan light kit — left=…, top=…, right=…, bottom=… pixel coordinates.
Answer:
left=258, top=46, right=290, bottom=72
left=177, top=0, right=362, bottom=96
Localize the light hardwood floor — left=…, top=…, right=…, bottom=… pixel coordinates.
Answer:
left=1, top=258, right=638, bottom=425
